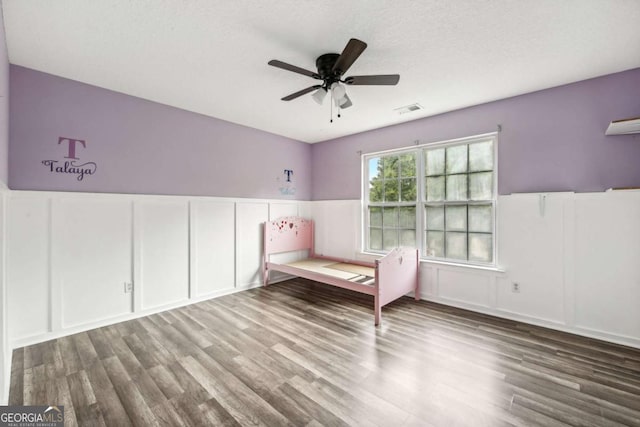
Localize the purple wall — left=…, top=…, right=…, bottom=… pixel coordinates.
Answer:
left=8, top=65, right=640, bottom=200
left=9, top=66, right=311, bottom=200
left=0, top=7, right=9, bottom=187
left=311, top=68, right=640, bottom=200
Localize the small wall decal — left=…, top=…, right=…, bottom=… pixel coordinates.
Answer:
left=278, top=169, right=296, bottom=195
left=41, top=136, right=97, bottom=181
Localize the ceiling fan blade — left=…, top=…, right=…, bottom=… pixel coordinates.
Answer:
left=281, top=85, right=322, bottom=101
left=344, top=75, right=400, bottom=85
left=268, top=60, right=320, bottom=79
left=332, top=38, right=367, bottom=75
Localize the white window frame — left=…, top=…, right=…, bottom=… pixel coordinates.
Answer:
left=362, top=132, right=498, bottom=267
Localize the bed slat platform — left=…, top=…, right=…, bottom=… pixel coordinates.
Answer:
left=263, top=216, right=419, bottom=325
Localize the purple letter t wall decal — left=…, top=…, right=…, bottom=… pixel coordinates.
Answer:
left=58, top=137, right=86, bottom=160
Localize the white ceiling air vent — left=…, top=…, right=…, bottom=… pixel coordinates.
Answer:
left=394, top=103, right=423, bottom=115
left=605, top=117, right=640, bottom=135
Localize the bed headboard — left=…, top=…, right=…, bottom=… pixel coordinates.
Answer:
left=264, top=216, right=314, bottom=256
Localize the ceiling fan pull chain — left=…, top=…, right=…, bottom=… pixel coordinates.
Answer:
left=330, top=98, right=333, bottom=123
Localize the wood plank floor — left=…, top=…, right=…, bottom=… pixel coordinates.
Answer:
left=9, top=279, right=640, bottom=426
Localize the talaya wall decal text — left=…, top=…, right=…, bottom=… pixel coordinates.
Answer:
left=41, top=137, right=97, bottom=181
left=278, top=169, right=296, bottom=195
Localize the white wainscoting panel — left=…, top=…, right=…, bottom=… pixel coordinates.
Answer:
left=269, top=202, right=298, bottom=220
left=236, top=202, right=269, bottom=287
left=191, top=200, right=235, bottom=297
left=420, top=265, right=436, bottom=297
left=0, top=191, right=7, bottom=405
left=6, top=196, right=50, bottom=340
left=54, top=198, right=133, bottom=329
left=573, top=192, right=640, bottom=340
left=437, top=268, right=492, bottom=308
left=496, top=193, right=567, bottom=323
left=297, top=201, right=313, bottom=220
left=137, top=200, right=189, bottom=310
left=310, top=200, right=360, bottom=259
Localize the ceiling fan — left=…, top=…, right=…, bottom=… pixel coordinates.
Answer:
left=268, top=38, right=399, bottom=110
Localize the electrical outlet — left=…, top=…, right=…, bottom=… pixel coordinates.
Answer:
left=512, top=282, right=520, bottom=293
left=124, top=282, right=133, bottom=293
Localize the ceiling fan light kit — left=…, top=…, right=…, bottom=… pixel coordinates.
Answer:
left=312, top=88, right=327, bottom=105
left=330, top=82, right=347, bottom=105
left=268, top=38, right=400, bottom=121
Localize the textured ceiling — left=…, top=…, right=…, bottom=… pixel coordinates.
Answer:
left=3, top=0, right=640, bottom=143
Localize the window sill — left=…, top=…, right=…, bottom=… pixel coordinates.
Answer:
left=359, top=251, right=506, bottom=273
left=421, top=258, right=506, bottom=273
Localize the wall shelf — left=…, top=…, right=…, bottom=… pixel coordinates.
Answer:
left=605, top=117, right=640, bottom=135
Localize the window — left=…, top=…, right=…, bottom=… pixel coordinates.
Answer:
left=364, top=134, right=497, bottom=266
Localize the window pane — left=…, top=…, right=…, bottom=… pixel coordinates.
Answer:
left=383, top=229, right=399, bottom=250
left=382, top=156, right=399, bottom=179
left=368, top=157, right=384, bottom=202
left=426, top=231, right=444, bottom=257
left=446, top=232, right=467, bottom=260
left=400, top=229, right=416, bottom=247
left=469, top=140, right=493, bottom=172
left=399, top=206, right=416, bottom=228
left=400, top=178, right=417, bottom=201
left=369, top=185, right=383, bottom=202
left=369, top=157, right=382, bottom=179
left=425, top=205, right=444, bottom=230
left=399, top=154, right=416, bottom=177
left=469, top=233, right=492, bottom=262
left=446, top=145, right=468, bottom=174
left=425, top=148, right=444, bottom=176
left=384, top=179, right=399, bottom=202
left=370, top=228, right=382, bottom=250
left=468, top=205, right=492, bottom=232
left=445, top=205, right=467, bottom=231
left=469, top=172, right=493, bottom=200
left=383, top=207, right=398, bottom=227
left=426, top=176, right=445, bottom=201
left=446, top=174, right=468, bottom=201
left=369, top=207, right=382, bottom=227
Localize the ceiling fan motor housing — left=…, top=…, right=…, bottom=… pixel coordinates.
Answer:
left=316, top=53, right=341, bottom=85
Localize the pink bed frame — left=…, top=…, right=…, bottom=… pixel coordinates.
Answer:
left=263, top=216, right=419, bottom=325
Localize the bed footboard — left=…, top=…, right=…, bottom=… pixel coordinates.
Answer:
left=374, top=247, right=419, bottom=324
